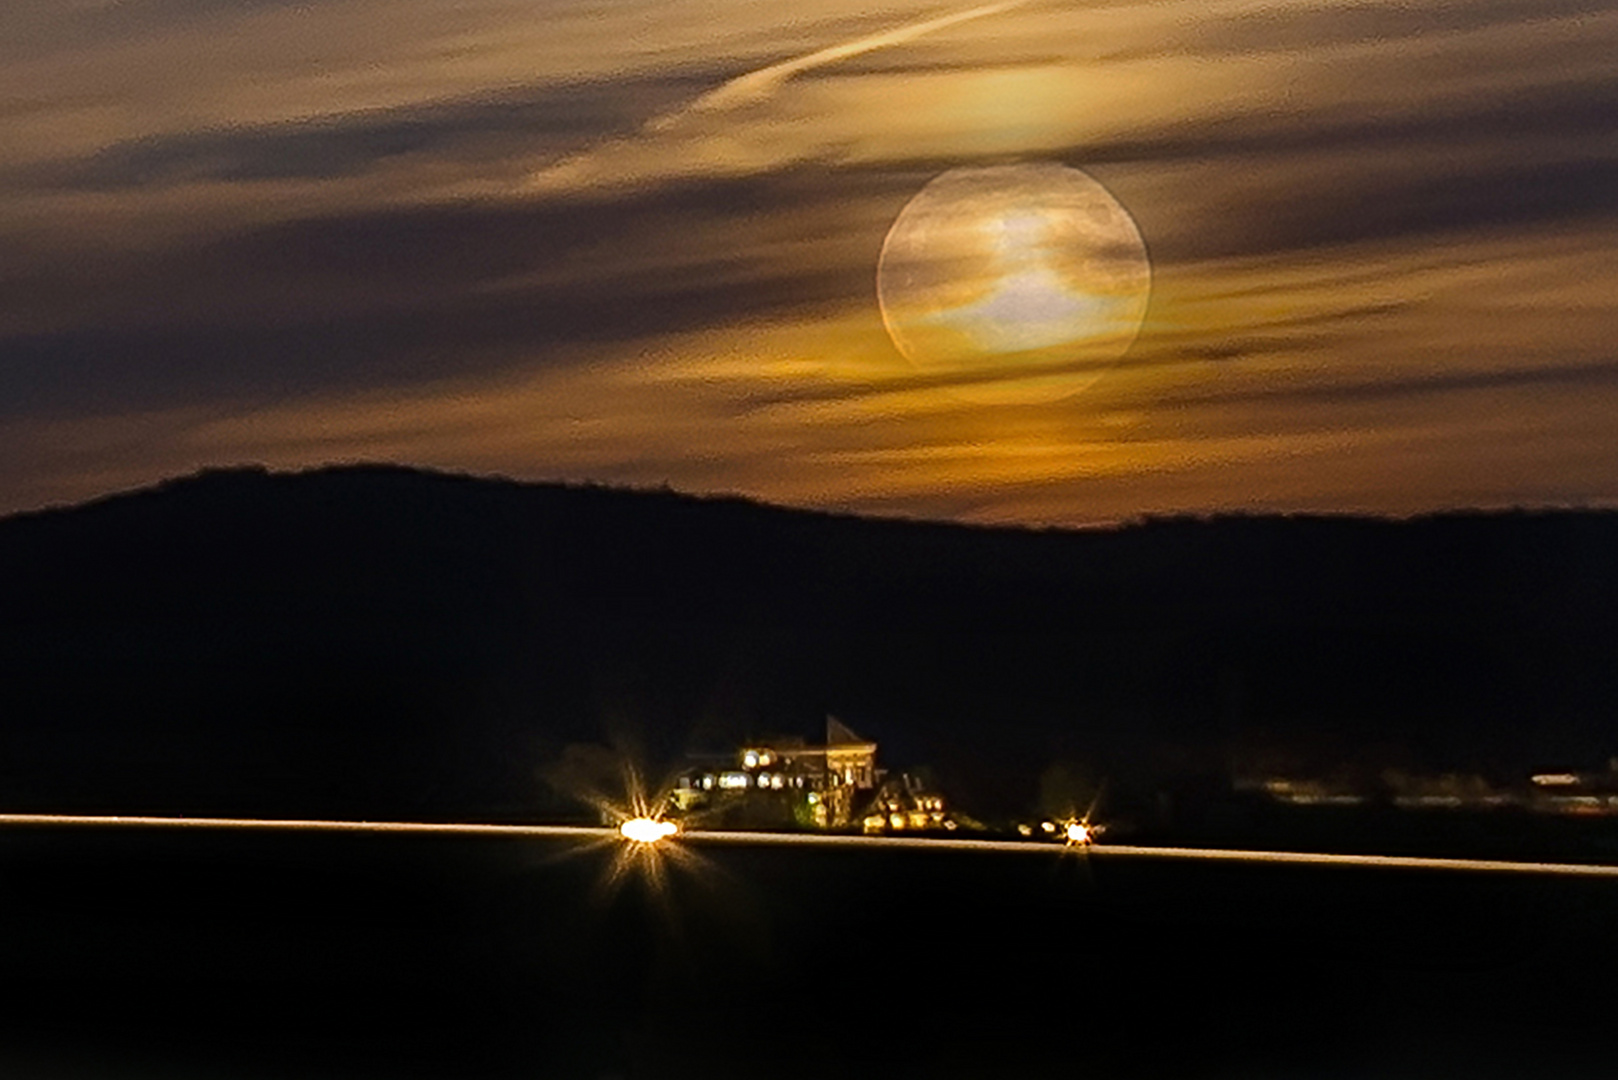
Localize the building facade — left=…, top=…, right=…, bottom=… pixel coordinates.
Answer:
left=859, top=772, right=952, bottom=835
left=672, top=717, right=958, bottom=833
left=671, top=717, right=881, bottom=829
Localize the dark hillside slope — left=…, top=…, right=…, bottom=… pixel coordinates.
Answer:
left=1, top=465, right=1614, bottom=820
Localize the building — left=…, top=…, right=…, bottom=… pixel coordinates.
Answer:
left=858, top=772, right=953, bottom=835
left=672, top=717, right=882, bottom=829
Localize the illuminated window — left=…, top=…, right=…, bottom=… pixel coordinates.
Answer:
left=719, top=772, right=749, bottom=789
left=889, top=813, right=905, bottom=829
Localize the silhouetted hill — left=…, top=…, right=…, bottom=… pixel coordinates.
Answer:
left=2, top=465, right=1615, bottom=822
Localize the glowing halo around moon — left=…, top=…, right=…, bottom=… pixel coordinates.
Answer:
left=877, top=162, right=1151, bottom=404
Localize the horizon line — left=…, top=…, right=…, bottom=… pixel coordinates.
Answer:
left=5, top=460, right=1614, bottom=534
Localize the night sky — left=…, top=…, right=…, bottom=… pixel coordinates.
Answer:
left=5, top=0, right=1616, bottom=524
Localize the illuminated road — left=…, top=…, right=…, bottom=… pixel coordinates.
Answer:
left=0, top=813, right=614, bottom=841
left=684, top=829, right=1618, bottom=877
left=3, top=813, right=1618, bottom=878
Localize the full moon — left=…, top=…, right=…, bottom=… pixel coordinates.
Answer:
left=877, top=162, right=1151, bottom=404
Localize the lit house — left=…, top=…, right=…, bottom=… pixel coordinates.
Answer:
left=858, top=772, right=954, bottom=835
left=672, top=717, right=881, bottom=829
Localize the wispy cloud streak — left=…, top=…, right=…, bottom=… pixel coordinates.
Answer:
left=524, top=0, right=1030, bottom=192
left=670, top=0, right=1029, bottom=118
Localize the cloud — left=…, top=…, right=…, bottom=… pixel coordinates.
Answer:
left=0, top=166, right=911, bottom=418
left=669, top=0, right=1028, bottom=117
left=1182, top=0, right=1616, bottom=57
left=522, top=0, right=1037, bottom=195
left=13, top=75, right=718, bottom=192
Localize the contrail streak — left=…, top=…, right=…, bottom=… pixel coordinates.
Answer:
left=522, top=0, right=1029, bottom=192
left=4, top=814, right=1618, bottom=878
left=664, top=0, right=1029, bottom=123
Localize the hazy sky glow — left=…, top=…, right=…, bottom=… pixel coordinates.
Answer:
left=3, top=0, right=1616, bottom=523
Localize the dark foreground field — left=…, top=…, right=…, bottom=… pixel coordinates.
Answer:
left=0, top=828, right=1612, bottom=1079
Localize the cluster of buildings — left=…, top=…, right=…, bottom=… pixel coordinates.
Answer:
left=664, top=723, right=1618, bottom=839
left=1252, top=758, right=1618, bottom=815
left=669, top=717, right=956, bottom=834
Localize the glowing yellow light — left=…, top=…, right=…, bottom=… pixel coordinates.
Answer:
left=620, top=817, right=678, bottom=844
left=1065, top=822, right=1092, bottom=845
